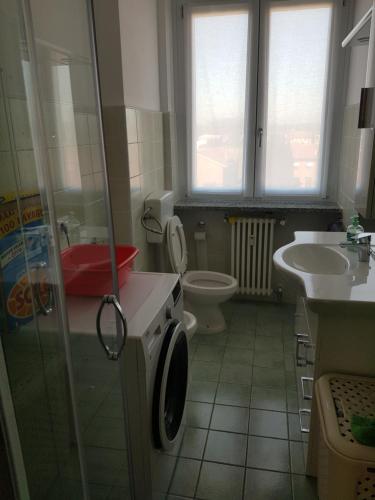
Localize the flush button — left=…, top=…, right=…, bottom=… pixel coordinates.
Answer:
left=166, top=306, right=172, bottom=320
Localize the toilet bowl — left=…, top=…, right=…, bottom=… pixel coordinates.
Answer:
left=183, top=310, right=197, bottom=340
left=167, top=216, right=238, bottom=334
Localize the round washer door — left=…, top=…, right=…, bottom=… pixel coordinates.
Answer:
left=153, top=320, right=188, bottom=450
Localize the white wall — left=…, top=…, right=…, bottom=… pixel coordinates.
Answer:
left=93, top=0, right=126, bottom=107
left=345, top=0, right=372, bottom=105
left=118, top=0, right=161, bottom=111
left=337, top=0, right=372, bottom=223
left=30, top=0, right=91, bottom=58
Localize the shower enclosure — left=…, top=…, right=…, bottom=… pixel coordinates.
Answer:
left=0, top=0, right=132, bottom=498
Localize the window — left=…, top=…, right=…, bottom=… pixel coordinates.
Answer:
left=189, top=5, right=249, bottom=193
left=180, top=0, right=341, bottom=198
left=260, top=2, right=332, bottom=196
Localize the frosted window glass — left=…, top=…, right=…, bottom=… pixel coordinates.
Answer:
left=191, top=7, right=249, bottom=193
left=262, top=3, right=332, bottom=195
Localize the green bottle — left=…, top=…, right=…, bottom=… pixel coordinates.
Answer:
left=346, top=215, right=364, bottom=243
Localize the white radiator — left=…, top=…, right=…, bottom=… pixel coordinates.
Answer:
left=230, top=217, right=276, bottom=295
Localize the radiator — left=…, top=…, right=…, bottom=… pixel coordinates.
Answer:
left=230, top=217, right=276, bottom=295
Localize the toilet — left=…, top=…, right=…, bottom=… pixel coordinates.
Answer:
left=167, top=215, right=238, bottom=334
left=183, top=310, right=197, bottom=340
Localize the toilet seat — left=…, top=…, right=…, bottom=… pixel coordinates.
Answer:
left=167, top=216, right=188, bottom=274
left=182, top=270, right=237, bottom=297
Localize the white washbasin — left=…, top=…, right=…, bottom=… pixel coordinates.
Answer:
left=282, top=244, right=349, bottom=275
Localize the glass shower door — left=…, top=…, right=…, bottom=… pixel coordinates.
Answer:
left=0, top=0, right=132, bottom=498
left=0, top=15, right=88, bottom=500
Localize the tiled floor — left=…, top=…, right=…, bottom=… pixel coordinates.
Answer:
left=166, top=300, right=318, bottom=500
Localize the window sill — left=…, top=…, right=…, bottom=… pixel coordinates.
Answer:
left=174, top=199, right=342, bottom=214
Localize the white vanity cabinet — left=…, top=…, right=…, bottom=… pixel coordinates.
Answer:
left=274, top=231, right=375, bottom=478
left=294, top=296, right=375, bottom=477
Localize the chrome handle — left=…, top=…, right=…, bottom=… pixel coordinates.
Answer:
left=96, top=294, right=127, bottom=361
left=299, top=409, right=311, bottom=433
left=32, top=261, right=53, bottom=315
left=301, top=376, right=314, bottom=400
left=257, top=127, right=263, bottom=147
left=295, top=332, right=309, bottom=338
left=296, top=338, right=313, bottom=367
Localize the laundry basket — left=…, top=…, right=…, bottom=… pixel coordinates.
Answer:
left=315, top=373, right=375, bottom=500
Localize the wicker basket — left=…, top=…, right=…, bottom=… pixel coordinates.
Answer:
left=316, top=373, right=375, bottom=500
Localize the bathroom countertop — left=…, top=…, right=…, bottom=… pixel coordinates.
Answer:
left=175, top=199, right=342, bottom=214
left=273, top=231, right=375, bottom=308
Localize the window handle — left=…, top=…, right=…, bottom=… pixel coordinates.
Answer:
left=257, top=127, right=263, bottom=147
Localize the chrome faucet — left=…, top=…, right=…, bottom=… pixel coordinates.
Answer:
left=340, top=232, right=373, bottom=262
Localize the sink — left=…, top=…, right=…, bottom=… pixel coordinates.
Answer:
left=282, top=244, right=349, bottom=275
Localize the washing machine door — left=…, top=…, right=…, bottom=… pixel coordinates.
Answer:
left=153, top=319, right=188, bottom=450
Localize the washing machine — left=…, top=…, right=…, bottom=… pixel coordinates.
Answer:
left=64, top=271, right=188, bottom=499
left=121, top=272, right=189, bottom=500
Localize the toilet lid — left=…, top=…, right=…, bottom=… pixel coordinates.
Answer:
left=167, top=216, right=188, bottom=275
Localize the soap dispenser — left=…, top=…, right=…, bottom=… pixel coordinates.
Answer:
left=346, top=214, right=364, bottom=242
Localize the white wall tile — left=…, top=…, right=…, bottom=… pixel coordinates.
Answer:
left=77, top=145, right=92, bottom=176
left=17, top=150, right=38, bottom=191
left=130, top=174, right=143, bottom=209
left=126, top=108, right=138, bottom=143
left=0, top=152, right=17, bottom=192
left=94, top=172, right=104, bottom=193
left=74, top=113, right=90, bottom=145
left=43, top=102, right=77, bottom=148
left=43, top=102, right=60, bottom=148
left=88, top=114, right=100, bottom=144
left=136, top=109, right=153, bottom=143
left=152, top=112, right=163, bottom=142
left=60, top=103, right=77, bottom=146
left=81, top=173, right=95, bottom=196
left=47, top=147, right=65, bottom=191
left=139, top=140, right=154, bottom=173
left=155, top=167, right=165, bottom=191
left=128, top=143, right=140, bottom=178
left=90, top=144, right=103, bottom=173
left=9, top=98, right=33, bottom=150
left=153, top=141, right=164, bottom=170
left=0, top=98, right=10, bottom=151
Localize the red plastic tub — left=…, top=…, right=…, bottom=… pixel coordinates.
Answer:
left=61, top=244, right=139, bottom=296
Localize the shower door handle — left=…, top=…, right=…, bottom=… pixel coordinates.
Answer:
left=96, top=294, right=127, bottom=361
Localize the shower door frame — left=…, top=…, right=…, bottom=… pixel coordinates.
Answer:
left=0, top=0, right=135, bottom=497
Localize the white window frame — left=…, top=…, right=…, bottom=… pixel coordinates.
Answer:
left=173, top=0, right=349, bottom=201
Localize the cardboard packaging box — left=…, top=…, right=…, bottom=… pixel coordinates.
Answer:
left=0, top=192, right=50, bottom=333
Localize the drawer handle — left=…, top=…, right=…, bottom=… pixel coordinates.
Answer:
left=296, top=339, right=314, bottom=367
left=301, top=376, right=313, bottom=400
left=299, top=409, right=311, bottom=433
left=295, top=332, right=309, bottom=338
